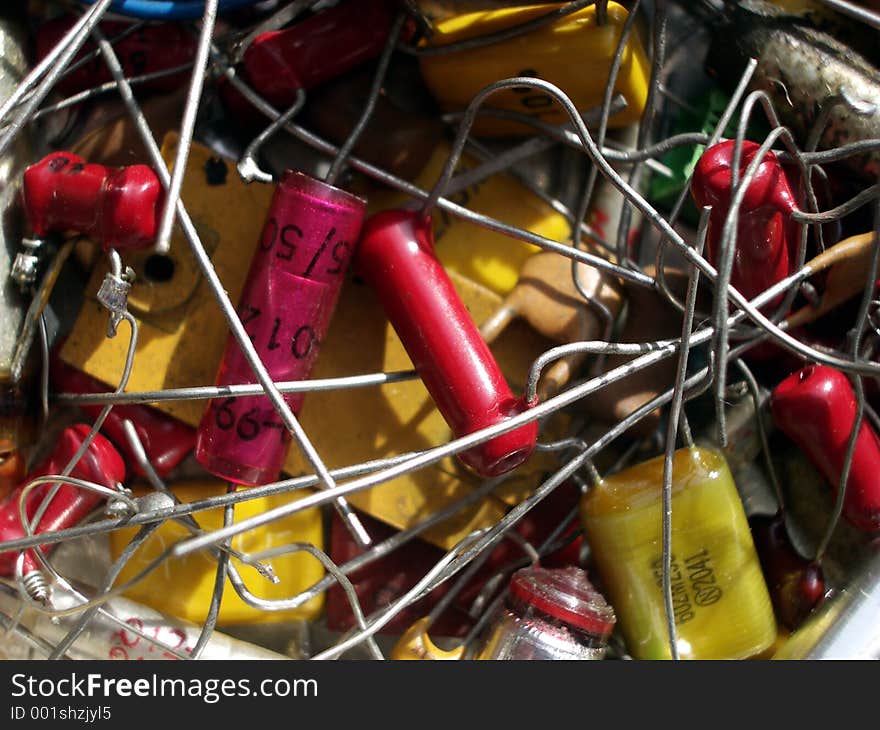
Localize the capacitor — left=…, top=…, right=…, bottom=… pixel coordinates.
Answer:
left=354, top=209, right=538, bottom=477
left=417, top=1, right=650, bottom=136
left=691, top=139, right=799, bottom=308
left=51, top=355, right=195, bottom=478
left=0, top=424, right=127, bottom=579
left=36, top=16, right=197, bottom=98
left=580, top=447, right=778, bottom=660
left=750, top=512, right=827, bottom=630
left=240, top=0, right=400, bottom=111
left=649, top=87, right=771, bottom=225
left=195, top=171, right=367, bottom=486
left=22, top=151, right=164, bottom=252
left=0, top=582, right=287, bottom=660
left=474, top=565, right=616, bottom=660
left=705, top=0, right=880, bottom=182
left=771, top=364, right=880, bottom=533
left=772, top=542, right=880, bottom=659
left=480, top=250, right=624, bottom=400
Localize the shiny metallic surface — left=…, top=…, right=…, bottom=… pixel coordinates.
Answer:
left=475, top=605, right=607, bottom=660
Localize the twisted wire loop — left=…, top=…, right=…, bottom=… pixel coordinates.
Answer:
left=1, top=0, right=878, bottom=661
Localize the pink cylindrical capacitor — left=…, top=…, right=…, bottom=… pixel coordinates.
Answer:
left=354, top=209, right=537, bottom=478
left=195, top=171, right=366, bottom=485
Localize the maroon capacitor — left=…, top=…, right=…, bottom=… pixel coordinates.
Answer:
left=750, top=512, right=826, bottom=630
left=22, top=151, right=164, bottom=251
left=354, top=209, right=537, bottom=477
left=241, top=0, right=397, bottom=110
left=691, top=139, right=799, bottom=307
left=771, top=365, right=880, bottom=532
left=51, top=355, right=195, bottom=478
left=36, top=17, right=196, bottom=97
left=0, top=425, right=127, bottom=577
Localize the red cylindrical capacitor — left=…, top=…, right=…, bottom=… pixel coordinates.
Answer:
left=354, top=209, right=537, bottom=477
left=36, top=17, right=197, bottom=97
left=22, top=151, right=164, bottom=251
left=241, top=0, right=397, bottom=110
left=195, top=171, right=366, bottom=486
left=691, top=139, right=799, bottom=307
left=51, top=355, right=195, bottom=478
left=0, top=425, right=127, bottom=577
left=771, top=365, right=880, bottom=532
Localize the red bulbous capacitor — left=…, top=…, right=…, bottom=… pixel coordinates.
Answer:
left=241, top=0, right=398, bottom=109
left=0, top=425, right=127, bottom=577
left=691, top=139, right=799, bottom=306
left=22, top=151, right=164, bottom=251
left=51, top=355, right=195, bottom=478
left=36, top=17, right=196, bottom=97
left=771, top=365, right=880, bottom=532
left=195, top=171, right=366, bottom=486
left=354, top=209, right=537, bottom=477
left=750, top=512, right=826, bottom=630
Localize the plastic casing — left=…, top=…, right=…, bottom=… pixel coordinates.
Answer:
left=580, top=447, right=778, bottom=660
left=195, top=171, right=366, bottom=485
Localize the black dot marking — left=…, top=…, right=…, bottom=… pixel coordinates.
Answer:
left=204, top=156, right=228, bottom=186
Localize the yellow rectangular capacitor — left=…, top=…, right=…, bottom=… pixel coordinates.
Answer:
left=580, top=447, right=778, bottom=660
left=108, top=481, right=325, bottom=625
left=418, top=2, right=650, bottom=137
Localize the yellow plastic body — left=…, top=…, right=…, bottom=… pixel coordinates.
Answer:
left=108, top=481, right=325, bottom=624
left=390, top=618, right=465, bottom=660
left=418, top=2, right=650, bottom=136
left=369, top=142, right=571, bottom=295
left=580, top=447, right=777, bottom=660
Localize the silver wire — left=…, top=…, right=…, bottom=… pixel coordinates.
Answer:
left=154, top=0, right=219, bottom=256
left=324, top=11, right=407, bottom=185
